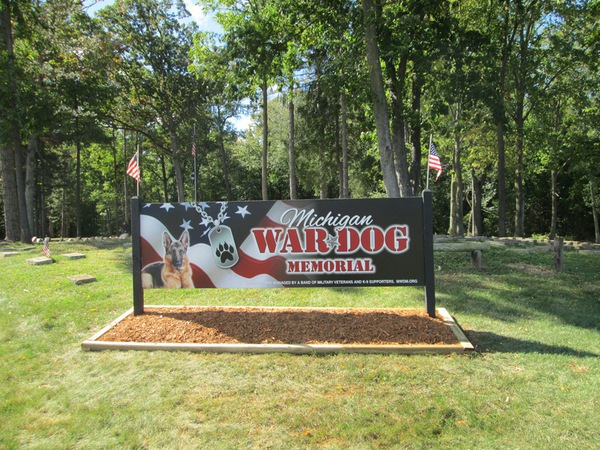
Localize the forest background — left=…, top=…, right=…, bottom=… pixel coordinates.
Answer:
left=1, top=0, right=598, bottom=243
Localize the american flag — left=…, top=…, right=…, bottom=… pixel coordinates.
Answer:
left=126, top=152, right=141, bottom=183
left=428, top=142, right=443, bottom=182
left=191, top=141, right=196, bottom=157
left=43, top=240, right=51, bottom=258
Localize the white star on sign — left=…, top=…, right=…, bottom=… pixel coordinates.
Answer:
left=235, top=205, right=251, bottom=219
left=325, top=234, right=339, bottom=250
left=180, top=219, right=193, bottom=231
left=160, top=203, right=175, bottom=212
left=200, top=217, right=212, bottom=228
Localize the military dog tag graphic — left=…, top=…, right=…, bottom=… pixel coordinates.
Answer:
left=208, top=225, right=239, bottom=269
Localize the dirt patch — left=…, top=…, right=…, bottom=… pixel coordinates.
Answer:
left=98, top=306, right=459, bottom=346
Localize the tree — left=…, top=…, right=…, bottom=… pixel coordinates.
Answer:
left=45, top=1, right=115, bottom=237
left=361, top=0, right=399, bottom=198
left=98, top=0, right=205, bottom=202
left=191, top=31, right=251, bottom=201
left=0, top=0, right=31, bottom=241
left=206, top=0, right=292, bottom=200
left=436, top=4, right=491, bottom=237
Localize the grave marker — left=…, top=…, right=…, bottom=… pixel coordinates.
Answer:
left=61, top=253, right=87, bottom=260
left=67, top=274, right=97, bottom=285
left=28, top=257, right=53, bottom=265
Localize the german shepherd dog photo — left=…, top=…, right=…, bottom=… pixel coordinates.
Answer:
left=141, top=230, right=195, bottom=289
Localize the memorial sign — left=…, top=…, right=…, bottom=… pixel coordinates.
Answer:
left=131, top=193, right=436, bottom=317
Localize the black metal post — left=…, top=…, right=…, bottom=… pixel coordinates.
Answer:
left=131, top=197, right=144, bottom=315
left=422, top=190, right=436, bottom=317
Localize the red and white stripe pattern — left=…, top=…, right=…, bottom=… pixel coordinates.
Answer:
left=140, top=201, right=302, bottom=289
left=126, top=152, right=141, bottom=183
left=428, top=142, right=443, bottom=182
left=43, top=242, right=51, bottom=258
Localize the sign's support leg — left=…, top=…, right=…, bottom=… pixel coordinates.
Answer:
left=131, top=196, right=144, bottom=315
left=422, top=190, right=436, bottom=317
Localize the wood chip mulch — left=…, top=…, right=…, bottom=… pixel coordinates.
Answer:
left=98, top=307, right=459, bottom=346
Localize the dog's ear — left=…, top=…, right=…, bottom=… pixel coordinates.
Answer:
left=163, top=231, right=173, bottom=249
left=179, top=230, right=190, bottom=249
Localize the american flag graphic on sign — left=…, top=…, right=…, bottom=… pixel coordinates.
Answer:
left=141, top=201, right=298, bottom=288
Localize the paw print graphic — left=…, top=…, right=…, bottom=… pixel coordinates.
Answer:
left=215, top=242, right=235, bottom=264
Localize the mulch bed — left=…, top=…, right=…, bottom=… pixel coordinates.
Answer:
left=98, top=306, right=459, bottom=346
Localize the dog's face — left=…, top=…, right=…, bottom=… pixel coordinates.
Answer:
left=163, top=230, right=190, bottom=270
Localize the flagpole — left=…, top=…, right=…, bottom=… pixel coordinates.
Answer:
left=426, top=134, right=433, bottom=190
left=123, top=130, right=128, bottom=225
left=136, top=134, right=140, bottom=197
left=193, top=125, right=197, bottom=203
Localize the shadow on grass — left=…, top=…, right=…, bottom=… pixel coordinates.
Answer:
left=436, top=249, right=600, bottom=333
left=466, top=330, right=599, bottom=357
left=83, top=239, right=131, bottom=250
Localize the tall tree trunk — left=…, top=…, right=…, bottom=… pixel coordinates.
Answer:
left=514, top=93, right=526, bottom=237
left=471, top=169, right=483, bottom=236
left=26, top=135, right=37, bottom=236
left=362, top=0, right=400, bottom=198
left=340, top=91, right=349, bottom=199
left=76, top=137, right=82, bottom=238
left=61, top=186, right=67, bottom=238
left=219, top=132, right=233, bottom=201
left=409, top=72, right=423, bottom=196
left=496, top=0, right=515, bottom=238
left=39, top=178, right=47, bottom=238
left=160, top=154, right=168, bottom=202
left=497, top=121, right=507, bottom=237
left=449, top=125, right=464, bottom=237
left=288, top=94, right=297, bottom=200
left=317, top=103, right=328, bottom=200
left=216, top=109, right=233, bottom=201
left=0, top=146, right=20, bottom=241
left=170, top=131, right=185, bottom=202
left=1, top=0, right=30, bottom=242
left=336, top=100, right=342, bottom=198
left=513, top=13, right=531, bottom=238
left=319, top=147, right=328, bottom=199
left=15, top=144, right=31, bottom=242
left=122, top=130, right=129, bottom=225
left=591, top=180, right=599, bottom=243
left=387, top=55, right=410, bottom=197
left=112, top=130, right=119, bottom=234
left=261, top=80, right=269, bottom=200
left=550, top=169, right=558, bottom=240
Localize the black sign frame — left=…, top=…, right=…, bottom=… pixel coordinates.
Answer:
left=131, top=191, right=436, bottom=317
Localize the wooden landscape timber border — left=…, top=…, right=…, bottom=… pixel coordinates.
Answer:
left=81, top=306, right=474, bottom=355
left=433, top=241, right=491, bottom=269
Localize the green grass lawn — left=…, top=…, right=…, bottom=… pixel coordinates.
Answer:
left=1, top=240, right=599, bottom=449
